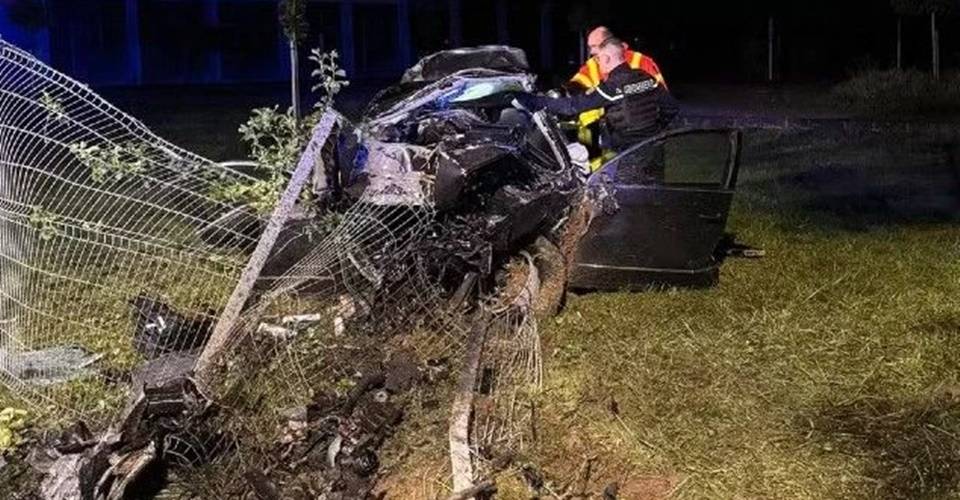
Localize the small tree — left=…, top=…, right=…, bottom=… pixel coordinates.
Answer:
left=892, top=0, right=954, bottom=78
left=213, top=48, right=348, bottom=214
left=279, top=0, right=309, bottom=118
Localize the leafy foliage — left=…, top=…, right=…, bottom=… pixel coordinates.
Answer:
left=0, top=408, right=29, bottom=453
left=239, top=106, right=316, bottom=173
left=213, top=49, right=348, bottom=213
left=39, top=90, right=66, bottom=122
left=279, top=0, right=309, bottom=44
left=211, top=107, right=318, bottom=213
left=28, top=206, right=59, bottom=241
left=310, top=49, right=350, bottom=111
left=68, top=141, right=149, bottom=184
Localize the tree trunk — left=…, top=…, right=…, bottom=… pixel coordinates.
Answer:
left=897, top=16, right=902, bottom=71
left=767, top=15, right=774, bottom=82
left=125, top=0, right=142, bottom=85
left=931, top=11, right=940, bottom=80
left=290, top=41, right=301, bottom=119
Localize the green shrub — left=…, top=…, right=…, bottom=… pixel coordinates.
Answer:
left=0, top=408, right=28, bottom=453
left=212, top=48, right=349, bottom=214
left=833, top=69, right=960, bottom=116
left=211, top=106, right=319, bottom=213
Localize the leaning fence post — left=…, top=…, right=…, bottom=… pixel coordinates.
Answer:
left=194, top=110, right=338, bottom=394
left=449, top=317, right=488, bottom=495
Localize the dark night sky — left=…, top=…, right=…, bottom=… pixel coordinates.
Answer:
left=1, top=0, right=959, bottom=85
left=539, top=0, right=960, bottom=83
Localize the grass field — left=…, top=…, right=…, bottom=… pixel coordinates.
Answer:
left=3, top=96, right=959, bottom=498
left=370, top=126, right=960, bottom=500
left=511, top=128, right=960, bottom=499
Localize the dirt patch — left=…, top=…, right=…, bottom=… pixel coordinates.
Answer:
left=615, top=475, right=678, bottom=500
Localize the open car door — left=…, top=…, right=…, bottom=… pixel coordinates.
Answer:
left=570, top=128, right=743, bottom=290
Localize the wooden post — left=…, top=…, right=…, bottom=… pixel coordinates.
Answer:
left=767, top=15, right=774, bottom=82
left=449, top=319, right=487, bottom=494
left=194, top=111, right=339, bottom=394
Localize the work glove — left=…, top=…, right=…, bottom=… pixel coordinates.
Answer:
left=511, top=92, right=547, bottom=113
left=561, top=80, right=587, bottom=95
left=545, top=88, right=565, bottom=99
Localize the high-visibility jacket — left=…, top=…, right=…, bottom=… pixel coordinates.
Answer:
left=537, top=63, right=678, bottom=150
left=570, top=48, right=666, bottom=127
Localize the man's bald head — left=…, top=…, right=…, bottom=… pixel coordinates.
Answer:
left=597, top=38, right=625, bottom=74
left=587, top=26, right=615, bottom=56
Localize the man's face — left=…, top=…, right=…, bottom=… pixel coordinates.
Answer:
left=587, top=30, right=608, bottom=57
left=597, top=51, right=618, bottom=74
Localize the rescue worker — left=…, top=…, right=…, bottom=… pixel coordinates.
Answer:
left=565, top=27, right=667, bottom=170
left=570, top=26, right=667, bottom=92
left=518, top=38, right=678, bottom=153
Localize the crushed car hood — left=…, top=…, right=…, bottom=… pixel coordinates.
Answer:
left=317, top=47, right=581, bottom=264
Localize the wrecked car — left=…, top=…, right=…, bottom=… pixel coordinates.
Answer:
left=210, top=45, right=743, bottom=293
left=311, top=46, right=743, bottom=290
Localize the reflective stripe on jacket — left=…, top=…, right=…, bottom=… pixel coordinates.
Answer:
left=570, top=48, right=667, bottom=127
left=543, top=63, right=679, bottom=150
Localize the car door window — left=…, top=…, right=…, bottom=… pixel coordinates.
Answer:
left=594, top=128, right=741, bottom=190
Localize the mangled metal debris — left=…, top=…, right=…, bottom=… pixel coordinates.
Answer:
left=31, top=375, right=209, bottom=500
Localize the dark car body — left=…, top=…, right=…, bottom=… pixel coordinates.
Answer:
left=570, top=128, right=742, bottom=290
left=350, top=47, right=743, bottom=290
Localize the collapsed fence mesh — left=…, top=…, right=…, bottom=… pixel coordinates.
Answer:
left=0, top=39, right=557, bottom=496
left=0, top=39, right=264, bottom=419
